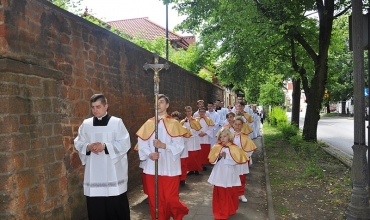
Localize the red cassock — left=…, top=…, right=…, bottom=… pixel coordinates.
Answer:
left=237, top=174, right=247, bottom=196
left=187, top=150, right=202, bottom=171
left=200, top=143, right=211, bottom=165
left=212, top=186, right=239, bottom=219
left=144, top=174, right=189, bottom=220
left=180, top=157, right=188, bottom=181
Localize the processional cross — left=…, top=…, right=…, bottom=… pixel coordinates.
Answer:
left=143, top=53, right=169, bottom=219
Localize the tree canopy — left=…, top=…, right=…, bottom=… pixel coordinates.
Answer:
left=50, top=0, right=370, bottom=141
left=47, top=0, right=81, bottom=12
left=163, top=0, right=360, bottom=141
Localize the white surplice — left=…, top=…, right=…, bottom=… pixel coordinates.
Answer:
left=253, top=113, right=261, bottom=137
left=207, top=111, right=221, bottom=146
left=138, top=119, right=184, bottom=176
left=74, top=116, right=131, bottom=197
left=183, top=120, right=201, bottom=152
left=208, top=147, right=241, bottom=187
left=217, top=107, right=228, bottom=123
left=198, top=118, right=214, bottom=144
left=233, top=133, right=250, bottom=175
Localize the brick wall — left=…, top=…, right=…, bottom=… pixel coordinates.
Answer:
left=0, top=0, right=223, bottom=219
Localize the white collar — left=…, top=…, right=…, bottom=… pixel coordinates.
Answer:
left=97, top=112, right=107, bottom=120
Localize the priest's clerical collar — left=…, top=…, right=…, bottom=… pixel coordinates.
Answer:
left=96, top=112, right=108, bottom=120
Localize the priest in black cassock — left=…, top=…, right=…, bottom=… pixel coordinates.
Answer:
left=74, top=94, right=131, bottom=220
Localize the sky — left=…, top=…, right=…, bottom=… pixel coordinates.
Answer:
left=79, top=0, right=187, bottom=34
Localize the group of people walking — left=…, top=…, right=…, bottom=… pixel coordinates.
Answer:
left=74, top=94, right=263, bottom=220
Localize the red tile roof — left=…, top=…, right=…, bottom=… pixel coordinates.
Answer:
left=107, top=17, right=195, bottom=50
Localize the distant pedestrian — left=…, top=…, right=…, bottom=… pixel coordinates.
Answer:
left=260, top=110, right=265, bottom=124
left=208, top=128, right=249, bottom=219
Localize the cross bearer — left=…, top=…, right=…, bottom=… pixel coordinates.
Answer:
left=136, top=94, right=189, bottom=220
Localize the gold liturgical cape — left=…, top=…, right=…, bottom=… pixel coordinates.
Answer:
left=222, top=123, right=253, bottom=135
left=136, top=114, right=189, bottom=141
left=195, top=116, right=215, bottom=126
left=234, top=132, right=257, bottom=152
left=242, top=123, right=253, bottom=135
left=134, top=115, right=192, bottom=151
left=243, top=112, right=254, bottom=123
left=182, top=126, right=192, bottom=138
left=208, top=142, right=249, bottom=164
left=180, top=117, right=202, bottom=131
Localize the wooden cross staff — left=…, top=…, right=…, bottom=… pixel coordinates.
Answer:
left=143, top=53, right=169, bottom=219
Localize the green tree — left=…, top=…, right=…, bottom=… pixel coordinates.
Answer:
left=326, top=15, right=353, bottom=114
left=198, top=69, right=213, bottom=82
left=47, top=0, right=81, bottom=12
left=79, top=11, right=213, bottom=81
left=170, top=44, right=209, bottom=74
left=259, top=82, right=285, bottom=107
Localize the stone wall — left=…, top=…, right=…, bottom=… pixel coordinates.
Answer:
left=0, top=0, right=223, bottom=219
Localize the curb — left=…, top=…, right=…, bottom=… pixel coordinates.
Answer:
left=262, top=135, right=275, bottom=220
left=321, top=143, right=353, bottom=168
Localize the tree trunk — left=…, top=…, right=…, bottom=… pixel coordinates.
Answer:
left=326, top=103, right=330, bottom=113
left=341, top=100, right=346, bottom=115
left=303, top=64, right=328, bottom=141
left=291, top=78, right=301, bottom=127
left=301, top=1, right=334, bottom=141
left=302, top=95, right=322, bottom=141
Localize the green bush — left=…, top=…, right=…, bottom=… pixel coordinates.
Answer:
left=278, top=123, right=299, bottom=140
left=289, top=135, right=307, bottom=155
left=289, top=134, right=321, bottom=159
left=269, top=107, right=288, bottom=127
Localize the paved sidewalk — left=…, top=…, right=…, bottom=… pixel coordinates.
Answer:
left=128, top=136, right=272, bottom=220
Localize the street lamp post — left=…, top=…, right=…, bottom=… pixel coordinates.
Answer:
left=346, top=1, right=370, bottom=219
left=166, top=3, right=169, bottom=60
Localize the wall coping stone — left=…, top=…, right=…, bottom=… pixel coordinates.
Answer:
left=0, top=58, right=64, bottom=80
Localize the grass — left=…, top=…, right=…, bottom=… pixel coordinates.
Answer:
left=263, top=124, right=352, bottom=219
left=321, top=112, right=350, bottom=117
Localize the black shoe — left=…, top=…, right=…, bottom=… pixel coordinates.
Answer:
left=202, top=166, right=207, bottom=171
left=187, top=171, right=194, bottom=176
left=180, top=180, right=185, bottom=186
left=194, top=171, right=199, bottom=176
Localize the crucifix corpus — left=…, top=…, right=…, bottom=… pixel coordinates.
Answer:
left=143, top=53, right=170, bottom=219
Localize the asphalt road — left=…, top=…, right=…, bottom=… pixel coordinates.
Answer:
left=288, top=112, right=369, bottom=157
